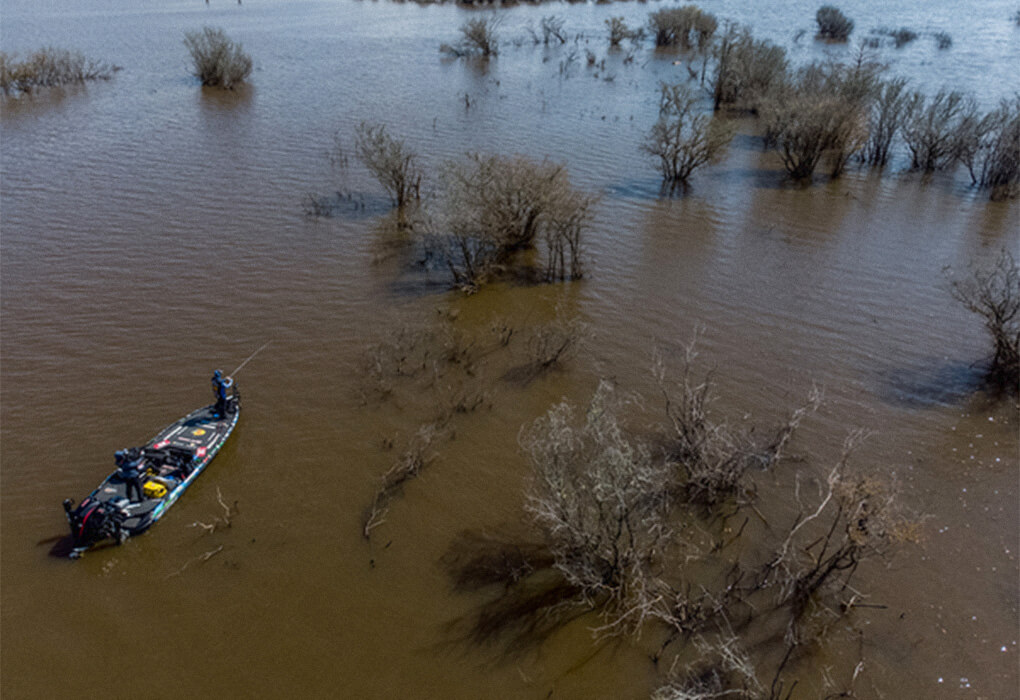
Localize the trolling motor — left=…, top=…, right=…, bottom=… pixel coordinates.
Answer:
left=63, top=497, right=129, bottom=558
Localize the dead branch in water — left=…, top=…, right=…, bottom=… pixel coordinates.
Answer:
left=165, top=545, right=225, bottom=579
left=189, top=487, right=238, bottom=535
left=362, top=422, right=445, bottom=540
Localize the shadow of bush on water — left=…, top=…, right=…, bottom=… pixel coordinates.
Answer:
left=876, top=359, right=987, bottom=408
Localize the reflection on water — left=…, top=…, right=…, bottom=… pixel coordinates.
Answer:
left=1, top=0, right=1018, bottom=698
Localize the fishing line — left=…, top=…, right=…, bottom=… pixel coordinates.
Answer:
left=230, top=341, right=272, bottom=377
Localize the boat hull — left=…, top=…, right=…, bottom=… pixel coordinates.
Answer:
left=65, top=395, right=239, bottom=557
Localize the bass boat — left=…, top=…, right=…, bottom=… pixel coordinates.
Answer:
left=62, top=377, right=240, bottom=558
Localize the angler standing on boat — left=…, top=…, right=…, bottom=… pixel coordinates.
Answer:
left=211, top=369, right=234, bottom=418
left=116, top=448, right=146, bottom=502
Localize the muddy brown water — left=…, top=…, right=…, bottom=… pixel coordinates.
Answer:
left=2, top=0, right=1018, bottom=697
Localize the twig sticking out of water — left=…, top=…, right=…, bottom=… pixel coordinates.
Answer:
left=189, top=487, right=238, bottom=534
left=164, top=545, right=224, bottom=579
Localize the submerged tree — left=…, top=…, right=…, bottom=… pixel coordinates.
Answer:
left=711, top=24, right=788, bottom=113
left=957, top=96, right=1020, bottom=199
left=183, top=26, right=252, bottom=89
left=441, top=16, right=501, bottom=58
left=353, top=122, right=422, bottom=222
left=606, top=17, right=642, bottom=48
left=0, top=48, right=116, bottom=96
left=648, top=5, right=717, bottom=49
left=862, top=77, right=917, bottom=167
left=760, top=60, right=876, bottom=179
left=815, top=5, right=854, bottom=41
left=902, top=89, right=972, bottom=172
left=643, top=82, right=735, bottom=189
left=949, top=249, right=1020, bottom=393
left=424, top=153, right=595, bottom=289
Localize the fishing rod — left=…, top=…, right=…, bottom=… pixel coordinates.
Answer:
left=229, top=341, right=272, bottom=377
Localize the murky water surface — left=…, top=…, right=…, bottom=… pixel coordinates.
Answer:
left=2, top=0, right=1018, bottom=697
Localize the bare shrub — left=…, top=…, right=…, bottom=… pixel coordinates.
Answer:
left=353, top=122, right=422, bottom=218
left=884, top=27, right=918, bottom=48
left=0, top=48, right=116, bottom=96
left=606, top=17, right=642, bottom=48
left=815, top=5, right=854, bottom=41
left=902, top=89, right=972, bottom=171
left=442, top=16, right=500, bottom=58
left=956, top=96, right=1020, bottom=198
left=933, top=31, right=953, bottom=50
left=540, top=15, right=567, bottom=45
left=500, top=310, right=590, bottom=385
left=364, top=321, right=479, bottom=396
left=862, top=77, right=916, bottom=167
left=649, top=6, right=717, bottom=49
left=761, top=433, right=918, bottom=617
left=529, top=310, right=588, bottom=368
left=949, top=249, right=1020, bottom=392
left=711, top=25, right=788, bottom=112
left=760, top=60, right=876, bottom=179
left=522, top=381, right=671, bottom=622
left=183, top=26, right=252, bottom=89
left=442, top=355, right=913, bottom=690
left=654, top=339, right=819, bottom=507
left=643, top=82, right=735, bottom=187
left=424, top=153, right=595, bottom=289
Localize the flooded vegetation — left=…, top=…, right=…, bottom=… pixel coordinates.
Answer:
left=1, top=0, right=1018, bottom=698
left=0, top=48, right=117, bottom=96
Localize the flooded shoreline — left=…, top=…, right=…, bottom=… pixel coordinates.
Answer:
left=2, top=0, right=1018, bottom=697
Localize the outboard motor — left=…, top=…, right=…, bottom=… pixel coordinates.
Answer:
left=63, top=497, right=128, bottom=558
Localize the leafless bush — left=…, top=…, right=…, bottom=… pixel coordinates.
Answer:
left=442, top=16, right=501, bottom=58
left=933, top=31, right=953, bottom=50
left=0, top=48, right=116, bottom=96
left=760, top=433, right=918, bottom=617
left=949, top=249, right=1020, bottom=392
left=901, top=89, right=972, bottom=171
left=644, top=82, right=735, bottom=187
left=364, top=322, right=479, bottom=397
left=522, top=381, right=671, bottom=624
left=353, top=122, right=422, bottom=219
left=862, top=77, right=916, bottom=167
left=540, top=15, right=567, bottom=45
left=815, top=5, right=854, bottom=41
left=654, top=339, right=819, bottom=507
left=183, top=26, right=252, bottom=89
left=649, top=6, right=717, bottom=49
left=423, top=153, right=595, bottom=289
left=606, top=17, right=642, bottom=48
left=500, top=311, right=590, bottom=385
left=760, top=60, right=876, bottom=179
left=712, top=25, right=788, bottom=112
left=525, top=313, right=588, bottom=371
left=956, top=96, right=1020, bottom=199
left=882, top=27, right=918, bottom=48
left=442, top=357, right=913, bottom=691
